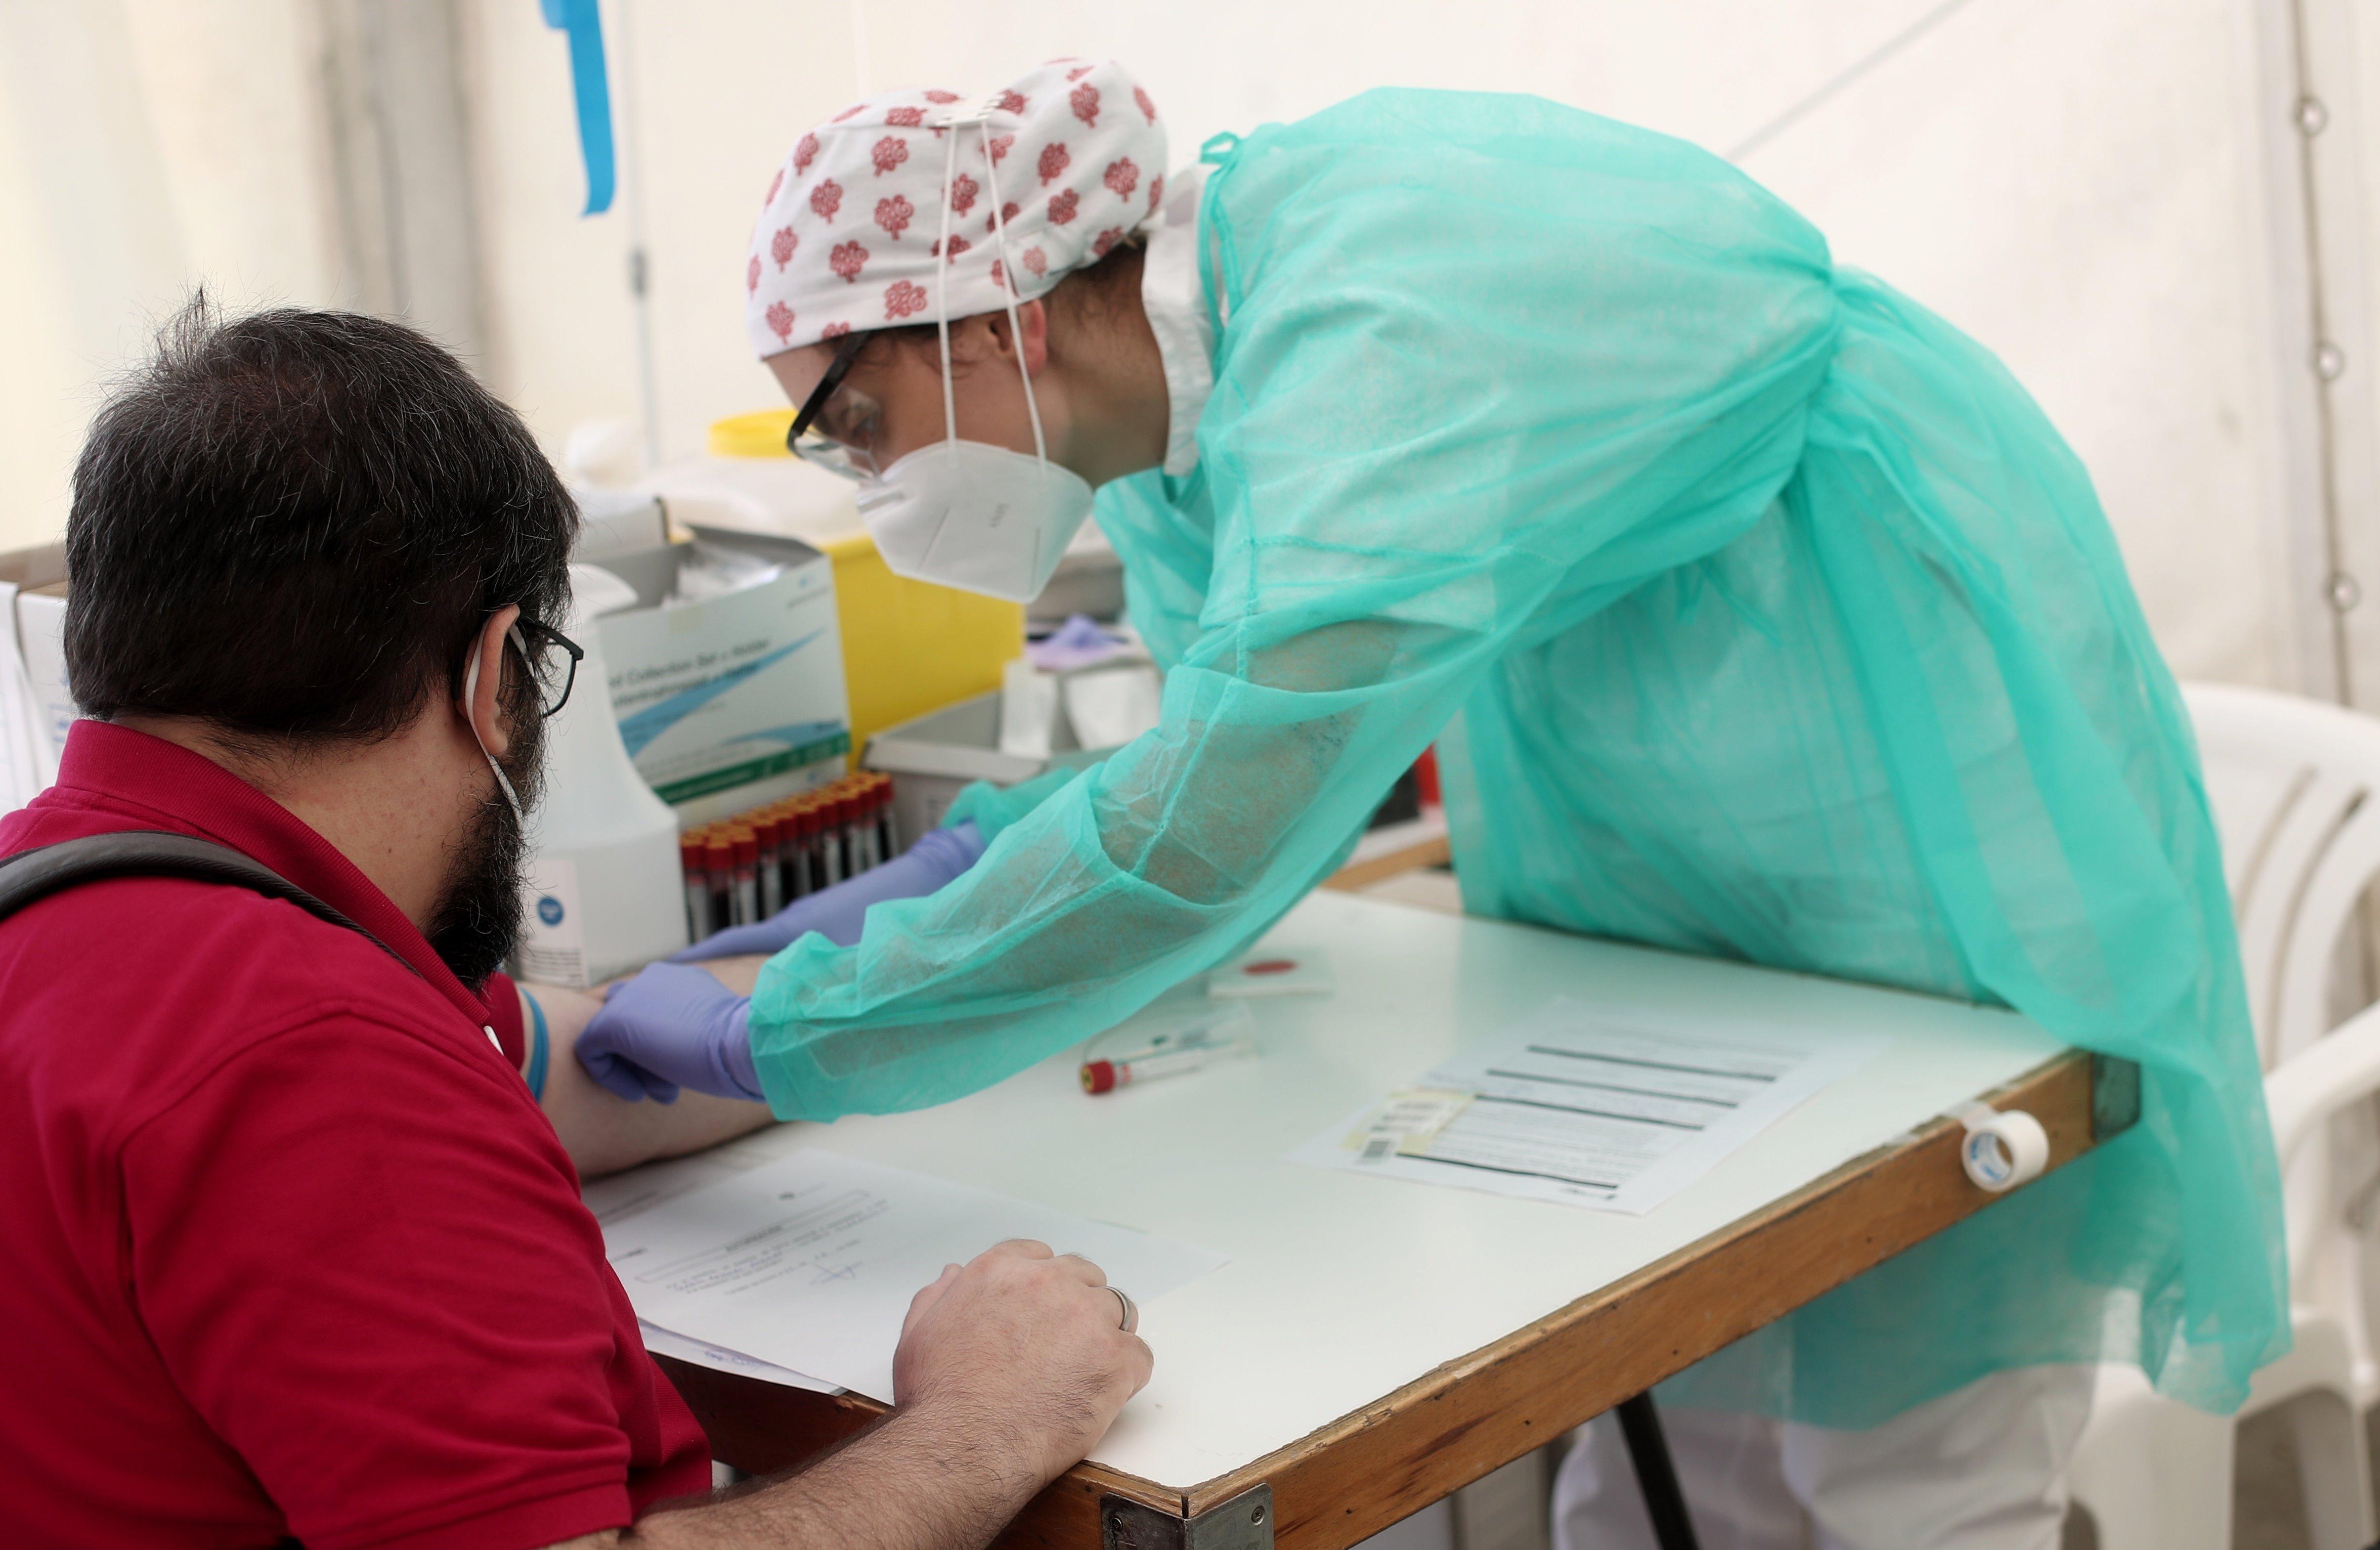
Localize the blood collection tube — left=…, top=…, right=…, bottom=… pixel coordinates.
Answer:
left=781, top=800, right=809, bottom=898
left=873, top=773, right=900, bottom=859
left=818, top=781, right=847, bottom=881
left=681, top=834, right=711, bottom=941
left=1080, top=1037, right=1259, bottom=1095
left=792, top=799, right=817, bottom=895
left=853, top=785, right=882, bottom=873
left=871, top=777, right=892, bottom=866
left=728, top=827, right=760, bottom=926
left=769, top=802, right=799, bottom=903
left=756, top=812, right=785, bottom=916
left=783, top=801, right=807, bottom=890
left=818, top=795, right=845, bottom=888
left=703, top=834, right=734, bottom=932
left=842, top=788, right=868, bottom=877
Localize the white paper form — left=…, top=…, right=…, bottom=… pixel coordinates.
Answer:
left=585, top=1144, right=847, bottom=1391
left=636, top=1320, right=838, bottom=1392
left=600, top=1150, right=1228, bottom=1403
left=1290, top=997, right=1890, bottom=1214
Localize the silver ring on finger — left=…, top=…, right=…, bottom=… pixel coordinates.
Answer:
left=1109, top=1285, right=1138, bottom=1333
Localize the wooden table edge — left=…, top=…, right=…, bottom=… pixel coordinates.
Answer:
left=1172, top=1047, right=2108, bottom=1546
left=1321, top=834, right=1452, bottom=893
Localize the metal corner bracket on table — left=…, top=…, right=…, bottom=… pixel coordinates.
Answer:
left=2091, top=1054, right=2142, bottom=1142
left=1103, top=1484, right=1275, bottom=1550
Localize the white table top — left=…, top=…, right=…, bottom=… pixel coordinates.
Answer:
left=595, top=889, right=2063, bottom=1489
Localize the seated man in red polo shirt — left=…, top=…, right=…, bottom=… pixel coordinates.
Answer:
left=0, top=302, right=1150, bottom=1549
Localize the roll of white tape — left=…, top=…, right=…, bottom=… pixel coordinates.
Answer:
left=1956, top=1103, right=2050, bottom=1193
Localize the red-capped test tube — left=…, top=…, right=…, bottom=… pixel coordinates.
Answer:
left=797, top=803, right=815, bottom=892
left=873, top=772, right=900, bottom=859
left=703, top=836, right=734, bottom=932
left=756, top=812, right=785, bottom=916
left=847, top=784, right=865, bottom=869
left=1079, top=1037, right=1260, bottom=1095
left=728, top=827, right=760, bottom=926
left=818, top=796, right=845, bottom=888
left=857, top=780, right=885, bottom=872
left=681, top=834, right=711, bottom=941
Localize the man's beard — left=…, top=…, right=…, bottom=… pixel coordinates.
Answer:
left=425, top=697, right=547, bottom=987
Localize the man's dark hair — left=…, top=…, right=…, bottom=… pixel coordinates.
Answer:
left=65, top=299, right=577, bottom=746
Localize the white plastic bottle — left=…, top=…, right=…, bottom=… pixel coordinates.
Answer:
left=513, top=565, right=690, bottom=986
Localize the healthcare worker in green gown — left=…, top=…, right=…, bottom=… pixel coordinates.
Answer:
left=579, top=57, right=2286, bottom=1548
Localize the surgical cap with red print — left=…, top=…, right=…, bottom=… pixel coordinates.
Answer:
left=744, top=58, right=1167, bottom=359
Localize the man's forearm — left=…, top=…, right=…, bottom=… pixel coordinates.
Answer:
left=521, top=980, right=775, bottom=1178
left=621, top=1405, right=1044, bottom=1550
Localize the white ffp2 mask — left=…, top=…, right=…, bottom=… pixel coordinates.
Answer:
left=852, top=97, right=1097, bottom=605
left=855, top=441, right=1094, bottom=604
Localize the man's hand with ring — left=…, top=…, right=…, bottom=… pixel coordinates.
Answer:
left=891, top=1239, right=1155, bottom=1489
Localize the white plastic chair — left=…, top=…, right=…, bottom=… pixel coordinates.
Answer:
left=2065, top=682, right=2380, bottom=1549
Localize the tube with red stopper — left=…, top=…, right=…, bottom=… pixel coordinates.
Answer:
left=818, top=795, right=846, bottom=888
left=854, top=782, right=883, bottom=873
left=1079, top=1037, right=1259, bottom=1095
left=873, top=772, right=901, bottom=858
left=789, top=799, right=812, bottom=887
left=703, top=835, right=734, bottom=932
left=727, top=827, right=760, bottom=926
left=756, top=812, right=786, bottom=916
left=833, top=789, right=859, bottom=879
left=681, top=834, right=711, bottom=941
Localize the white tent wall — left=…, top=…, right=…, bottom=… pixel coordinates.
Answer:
left=1741, top=0, right=2314, bottom=694
left=2303, top=0, right=2380, bottom=707
left=462, top=0, right=2329, bottom=693
left=0, top=0, right=2362, bottom=700
left=0, top=0, right=488, bottom=553
left=0, top=0, right=342, bottom=557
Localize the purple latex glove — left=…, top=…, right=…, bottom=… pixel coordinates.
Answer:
left=576, top=961, right=763, bottom=1104
left=672, top=820, right=986, bottom=962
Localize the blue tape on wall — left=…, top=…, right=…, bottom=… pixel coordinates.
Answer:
left=540, top=0, right=615, bottom=215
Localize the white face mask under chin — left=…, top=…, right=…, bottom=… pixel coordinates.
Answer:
left=851, top=99, right=1098, bottom=606
left=855, top=439, right=1095, bottom=604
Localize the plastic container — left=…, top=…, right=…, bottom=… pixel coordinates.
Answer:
left=512, top=565, right=693, bottom=986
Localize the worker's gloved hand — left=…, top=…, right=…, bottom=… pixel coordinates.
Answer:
left=576, top=962, right=763, bottom=1104
left=672, top=820, right=988, bottom=962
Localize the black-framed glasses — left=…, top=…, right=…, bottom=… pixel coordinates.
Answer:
left=508, top=616, right=583, bottom=719
left=786, top=330, right=880, bottom=482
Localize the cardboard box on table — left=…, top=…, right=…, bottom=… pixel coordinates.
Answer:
left=0, top=516, right=856, bottom=830
left=641, top=417, right=1025, bottom=766
left=576, top=515, right=854, bottom=829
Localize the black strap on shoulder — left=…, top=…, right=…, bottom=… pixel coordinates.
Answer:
left=0, top=830, right=416, bottom=974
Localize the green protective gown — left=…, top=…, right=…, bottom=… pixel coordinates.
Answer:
left=750, top=88, right=2287, bottom=1425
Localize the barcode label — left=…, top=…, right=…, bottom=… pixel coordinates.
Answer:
left=1359, top=1134, right=1397, bottom=1164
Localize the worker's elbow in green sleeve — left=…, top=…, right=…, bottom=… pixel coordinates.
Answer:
left=937, top=764, right=1084, bottom=846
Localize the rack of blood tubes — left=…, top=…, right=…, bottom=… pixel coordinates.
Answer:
left=678, top=772, right=901, bottom=942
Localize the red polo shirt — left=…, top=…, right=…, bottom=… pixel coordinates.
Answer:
left=0, top=721, right=710, bottom=1547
